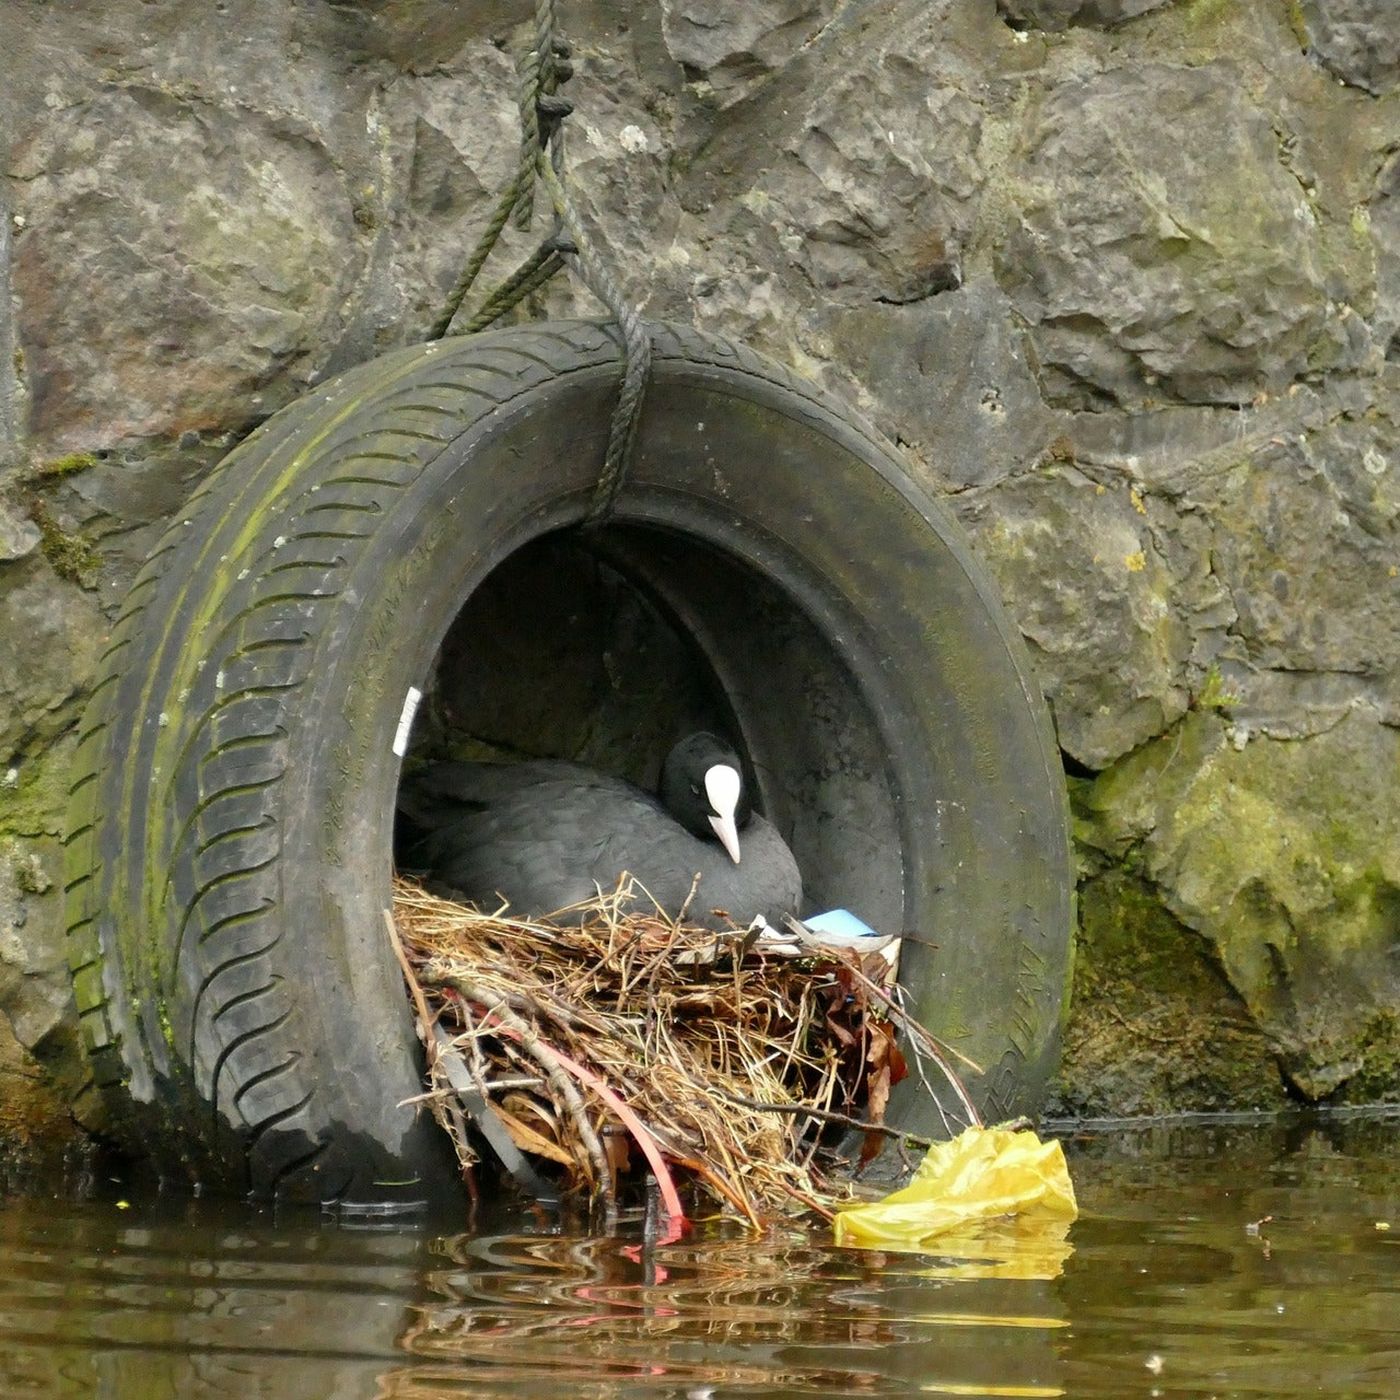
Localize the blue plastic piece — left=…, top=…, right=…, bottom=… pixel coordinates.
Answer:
left=802, top=908, right=881, bottom=940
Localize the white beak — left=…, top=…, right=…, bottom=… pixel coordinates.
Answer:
left=704, top=764, right=743, bottom=865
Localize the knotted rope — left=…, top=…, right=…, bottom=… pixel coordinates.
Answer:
left=427, top=0, right=651, bottom=524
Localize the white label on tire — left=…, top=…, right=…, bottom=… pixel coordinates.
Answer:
left=392, top=686, right=423, bottom=757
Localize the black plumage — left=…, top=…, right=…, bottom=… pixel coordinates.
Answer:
left=397, top=733, right=803, bottom=928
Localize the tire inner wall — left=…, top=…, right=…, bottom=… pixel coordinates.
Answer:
left=399, top=526, right=906, bottom=930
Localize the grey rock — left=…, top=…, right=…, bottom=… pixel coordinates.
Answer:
left=8, top=84, right=361, bottom=454
left=1370, top=153, right=1400, bottom=356
left=380, top=45, right=676, bottom=341
left=997, top=0, right=1170, bottom=32
left=955, top=464, right=1193, bottom=769
left=661, top=0, right=838, bottom=102
left=733, top=50, right=983, bottom=307
left=316, top=0, right=514, bottom=70
left=0, top=838, right=67, bottom=1051
left=1301, top=0, right=1400, bottom=95
left=0, top=199, right=19, bottom=473
left=997, top=63, right=1336, bottom=410
left=1186, top=419, right=1400, bottom=687
left=0, top=502, right=40, bottom=563
left=0, top=564, right=104, bottom=760
left=824, top=278, right=1057, bottom=489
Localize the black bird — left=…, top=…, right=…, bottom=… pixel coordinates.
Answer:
left=397, top=733, right=803, bottom=928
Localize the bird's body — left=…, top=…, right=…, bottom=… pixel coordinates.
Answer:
left=398, top=737, right=803, bottom=928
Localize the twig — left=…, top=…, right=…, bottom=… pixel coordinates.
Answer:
left=384, top=908, right=438, bottom=1052
left=676, top=871, right=702, bottom=924
left=448, top=979, right=616, bottom=1214
left=542, top=1042, right=687, bottom=1229
left=383, top=910, right=478, bottom=1180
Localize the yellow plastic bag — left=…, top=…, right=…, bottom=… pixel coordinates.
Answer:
left=833, top=1125, right=1077, bottom=1251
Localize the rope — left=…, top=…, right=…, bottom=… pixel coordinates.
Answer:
left=536, top=156, right=652, bottom=523
left=426, top=0, right=651, bottom=524
left=425, top=8, right=569, bottom=341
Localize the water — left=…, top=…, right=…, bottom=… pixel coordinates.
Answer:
left=1, top=1114, right=1396, bottom=1398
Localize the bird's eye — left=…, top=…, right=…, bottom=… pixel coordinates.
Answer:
left=689, top=783, right=701, bottom=797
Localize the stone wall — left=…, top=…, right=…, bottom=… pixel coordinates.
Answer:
left=2, top=0, right=1397, bottom=1139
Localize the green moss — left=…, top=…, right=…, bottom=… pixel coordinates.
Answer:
left=29, top=452, right=98, bottom=482
left=1333, top=1011, right=1400, bottom=1103
left=26, top=497, right=99, bottom=584
left=11, top=851, right=50, bottom=895
left=1180, top=0, right=1240, bottom=35
left=1076, top=709, right=1400, bottom=1103
left=0, top=739, right=72, bottom=841
left=1193, top=663, right=1240, bottom=714
left=1072, top=712, right=1225, bottom=863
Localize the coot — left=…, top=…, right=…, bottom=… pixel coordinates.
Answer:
left=397, top=733, right=803, bottom=928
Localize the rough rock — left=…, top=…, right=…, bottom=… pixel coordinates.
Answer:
left=8, top=85, right=361, bottom=453
left=824, top=279, right=1057, bottom=489
left=0, top=836, right=67, bottom=1052
left=996, top=63, right=1339, bottom=410
left=996, top=0, right=1170, bottom=32
left=0, top=502, right=40, bottom=563
left=661, top=0, right=839, bottom=103
left=955, top=463, right=1196, bottom=768
left=1199, top=423, right=1400, bottom=699
left=0, top=563, right=104, bottom=761
left=1301, top=0, right=1400, bottom=95
left=1370, top=154, right=1400, bottom=357
left=771, top=74, right=981, bottom=304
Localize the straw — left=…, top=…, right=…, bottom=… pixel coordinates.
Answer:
left=390, top=874, right=975, bottom=1222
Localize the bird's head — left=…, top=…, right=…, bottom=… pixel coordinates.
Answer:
left=660, top=732, right=753, bottom=865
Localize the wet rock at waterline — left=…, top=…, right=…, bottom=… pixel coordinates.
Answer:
left=2, top=0, right=1400, bottom=1136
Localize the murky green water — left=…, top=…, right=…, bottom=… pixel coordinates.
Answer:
left=1, top=1114, right=1396, bottom=1398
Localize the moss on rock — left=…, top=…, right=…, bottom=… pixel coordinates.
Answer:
left=1051, top=869, right=1287, bottom=1116
left=25, top=498, right=99, bottom=586
left=26, top=452, right=98, bottom=482
left=1072, top=709, right=1400, bottom=1106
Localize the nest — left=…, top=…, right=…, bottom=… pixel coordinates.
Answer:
left=389, top=875, right=978, bottom=1225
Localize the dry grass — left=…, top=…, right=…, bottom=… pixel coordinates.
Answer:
left=390, top=875, right=975, bottom=1225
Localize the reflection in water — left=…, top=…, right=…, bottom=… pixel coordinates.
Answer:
left=389, top=1226, right=1066, bottom=1397
left=0, top=1114, right=1396, bottom=1398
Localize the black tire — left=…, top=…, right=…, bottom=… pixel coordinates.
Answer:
left=65, top=320, right=1072, bottom=1208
